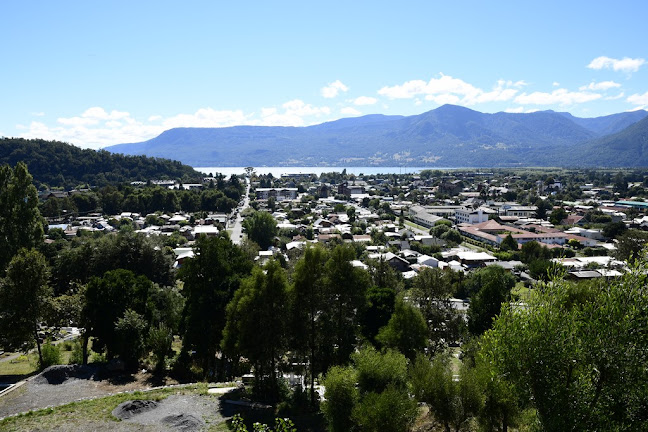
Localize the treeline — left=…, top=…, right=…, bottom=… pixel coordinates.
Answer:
left=0, top=138, right=201, bottom=189
left=40, top=175, right=245, bottom=216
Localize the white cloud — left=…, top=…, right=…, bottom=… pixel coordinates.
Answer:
left=31, top=112, right=45, bottom=117
left=378, top=74, right=518, bottom=105
left=587, top=56, right=645, bottom=73
left=504, top=107, right=525, bottom=113
left=579, top=81, right=621, bottom=91
left=604, top=92, right=625, bottom=100
left=628, top=91, right=648, bottom=106
left=552, top=82, right=560, bottom=87
left=162, top=108, right=250, bottom=129
left=148, top=115, right=162, bottom=122
left=341, top=107, right=362, bottom=116
left=514, top=89, right=601, bottom=106
left=258, top=100, right=332, bottom=127
left=353, top=96, right=378, bottom=106
left=321, top=80, right=349, bottom=98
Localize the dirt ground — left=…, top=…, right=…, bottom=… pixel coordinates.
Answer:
left=0, top=365, right=228, bottom=431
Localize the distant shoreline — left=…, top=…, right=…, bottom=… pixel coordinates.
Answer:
left=193, top=166, right=466, bottom=177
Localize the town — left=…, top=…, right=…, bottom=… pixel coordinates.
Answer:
left=40, top=168, right=646, bottom=283
left=3, top=164, right=648, bottom=431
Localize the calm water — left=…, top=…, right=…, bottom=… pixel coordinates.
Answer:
left=194, top=166, right=456, bottom=177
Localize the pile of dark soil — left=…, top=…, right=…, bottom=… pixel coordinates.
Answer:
left=161, top=413, right=204, bottom=431
left=33, top=365, right=97, bottom=385
left=112, top=399, right=160, bottom=420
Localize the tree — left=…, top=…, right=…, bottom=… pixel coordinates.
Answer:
left=549, top=206, right=568, bottom=225
left=321, top=244, right=370, bottom=367
left=322, top=347, right=417, bottom=432
left=499, top=233, right=518, bottom=251
left=83, top=269, right=152, bottom=361
left=410, top=267, right=464, bottom=354
left=289, top=245, right=330, bottom=406
left=179, top=234, right=252, bottom=379
left=0, top=249, right=51, bottom=367
left=482, top=262, right=648, bottom=431
left=519, top=240, right=551, bottom=264
left=410, top=353, right=482, bottom=432
left=376, top=297, right=428, bottom=361
left=114, top=309, right=148, bottom=369
left=361, top=285, right=396, bottom=345
left=614, top=229, right=648, bottom=263
left=222, top=260, right=289, bottom=400
left=322, top=366, right=358, bottom=432
left=602, top=221, right=627, bottom=239
left=466, top=265, right=515, bottom=336
left=243, top=211, right=278, bottom=250
left=0, top=163, right=44, bottom=274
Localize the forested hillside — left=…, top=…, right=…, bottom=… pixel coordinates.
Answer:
left=0, top=138, right=201, bottom=188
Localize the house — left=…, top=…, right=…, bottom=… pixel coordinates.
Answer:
left=256, top=188, right=298, bottom=201
left=409, top=205, right=446, bottom=228
left=192, top=225, right=219, bottom=238
left=500, top=205, right=538, bottom=218
left=454, top=207, right=494, bottom=224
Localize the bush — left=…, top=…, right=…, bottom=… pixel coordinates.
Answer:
left=69, top=340, right=84, bottom=365
left=39, top=342, right=62, bottom=369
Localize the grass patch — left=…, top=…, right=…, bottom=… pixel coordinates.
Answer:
left=0, top=384, right=209, bottom=432
left=0, top=355, right=38, bottom=378
left=404, top=219, right=429, bottom=232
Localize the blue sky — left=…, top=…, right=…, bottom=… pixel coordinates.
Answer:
left=2, top=1, right=647, bottom=149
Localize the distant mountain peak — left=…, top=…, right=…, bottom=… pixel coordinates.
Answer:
left=105, top=107, right=648, bottom=168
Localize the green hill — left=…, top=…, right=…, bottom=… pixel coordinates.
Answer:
left=0, top=138, right=201, bottom=188
left=573, top=116, right=648, bottom=167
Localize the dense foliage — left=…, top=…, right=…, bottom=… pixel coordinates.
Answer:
left=0, top=137, right=201, bottom=188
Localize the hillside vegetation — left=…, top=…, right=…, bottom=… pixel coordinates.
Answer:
left=0, top=138, right=201, bottom=188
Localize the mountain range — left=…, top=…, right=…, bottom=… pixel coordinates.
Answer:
left=106, top=105, right=648, bottom=167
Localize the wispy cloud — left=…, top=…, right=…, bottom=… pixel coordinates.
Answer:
left=627, top=91, right=648, bottom=107
left=514, top=89, right=601, bottom=106
left=587, top=56, right=645, bottom=73
left=353, top=96, right=378, bottom=106
left=321, top=80, right=349, bottom=98
left=19, top=101, right=333, bottom=149
left=579, top=81, right=621, bottom=91
left=341, top=107, right=362, bottom=116
left=378, top=75, right=519, bottom=105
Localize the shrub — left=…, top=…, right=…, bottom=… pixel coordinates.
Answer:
left=39, top=342, right=61, bottom=369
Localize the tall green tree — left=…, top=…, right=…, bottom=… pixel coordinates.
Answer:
left=482, top=263, right=648, bottom=431
left=0, top=162, right=44, bottom=274
left=179, top=234, right=252, bottom=379
left=322, top=244, right=370, bottom=367
left=410, top=267, right=464, bottom=354
left=0, top=249, right=51, bottom=367
left=614, top=229, right=648, bottom=263
left=322, top=347, right=417, bottom=432
left=376, top=297, right=428, bottom=361
left=289, top=244, right=330, bottom=406
left=243, top=210, right=278, bottom=250
left=467, top=265, right=515, bottom=336
left=222, top=260, right=289, bottom=399
left=410, top=353, right=483, bottom=432
left=83, top=269, right=152, bottom=361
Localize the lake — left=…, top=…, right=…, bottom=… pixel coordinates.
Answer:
left=194, top=166, right=456, bottom=177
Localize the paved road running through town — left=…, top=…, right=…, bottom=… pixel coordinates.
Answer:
left=230, top=177, right=250, bottom=245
